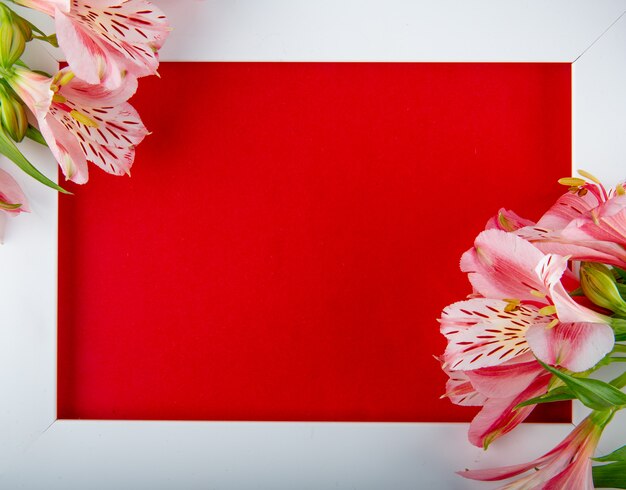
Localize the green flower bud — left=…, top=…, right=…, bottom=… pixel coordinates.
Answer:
left=0, top=3, right=34, bottom=67
left=0, top=19, right=26, bottom=67
left=580, top=262, right=626, bottom=317
left=14, top=17, right=32, bottom=43
left=0, top=3, right=10, bottom=21
left=0, top=90, right=28, bottom=142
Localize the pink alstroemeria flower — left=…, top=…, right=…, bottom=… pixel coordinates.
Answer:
left=459, top=411, right=609, bottom=489
left=15, top=0, right=169, bottom=88
left=489, top=180, right=626, bottom=268
left=0, top=168, right=29, bottom=241
left=441, top=229, right=614, bottom=373
left=443, top=355, right=551, bottom=448
left=8, top=66, right=147, bottom=183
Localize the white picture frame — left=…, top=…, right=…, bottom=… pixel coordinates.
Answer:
left=1, top=1, right=626, bottom=488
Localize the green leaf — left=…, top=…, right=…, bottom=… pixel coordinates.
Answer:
left=514, top=386, right=575, bottom=409
left=594, top=445, right=626, bottom=463
left=593, top=462, right=626, bottom=488
left=610, top=371, right=626, bottom=390
left=25, top=124, right=46, bottom=146
left=0, top=124, right=68, bottom=193
left=539, top=361, right=626, bottom=411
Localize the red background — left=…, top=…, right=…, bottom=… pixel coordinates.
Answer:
left=58, top=62, right=571, bottom=422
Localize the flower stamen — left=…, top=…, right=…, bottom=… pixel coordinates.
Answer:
left=70, top=110, right=98, bottom=127
left=558, top=177, right=586, bottom=187
left=538, top=305, right=557, bottom=316
left=546, top=318, right=559, bottom=329
left=503, top=298, right=520, bottom=312
left=530, top=289, right=546, bottom=298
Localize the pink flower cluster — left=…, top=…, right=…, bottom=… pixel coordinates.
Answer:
left=440, top=175, right=626, bottom=487
left=0, top=0, right=169, bottom=235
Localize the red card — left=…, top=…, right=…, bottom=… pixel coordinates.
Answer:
left=58, top=62, right=571, bottom=422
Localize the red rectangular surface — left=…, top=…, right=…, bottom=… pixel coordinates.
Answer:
left=58, top=62, right=571, bottom=422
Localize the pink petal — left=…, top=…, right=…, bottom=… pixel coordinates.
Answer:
left=458, top=460, right=540, bottom=482
left=531, top=238, right=626, bottom=268
left=460, top=230, right=547, bottom=302
left=516, top=223, right=622, bottom=264
left=526, top=321, right=614, bottom=372
left=86, top=0, right=170, bottom=50
left=561, top=218, right=619, bottom=245
left=535, top=254, right=606, bottom=324
left=50, top=77, right=147, bottom=176
left=55, top=8, right=124, bottom=88
left=551, top=281, right=608, bottom=324
left=559, top=198, right=626, bottom=248
left=520, top=189, right=626, bottom=267
left=465, top=357, right=543, bottom=398
left=39, top=115, right=89, bottom=184
left=60, top=69, right=138, bottom=107
left=544, top=459, right=595, bottom=490
left=85, top=142, right=138, bottom=176
left=599, top=207, right=626, bottom=244
left=0, top=169, right=29, bottom=213
left=462, top=457, right=565, bottom=488
left=443, top=369, right=487, bottom=407
left=543, top=425, right=600, bottom=490
left=601, top=193, right=626, bottom=217
left=534, top=253, right=568, bottom=288
left=467, top=371, right=550, bottom=448
left=55, top=103, right=146, bottom=175
left=7, top=67, right=53, bottom=120
left=55, top=0, right=170, bottom=87
left=13, top=0, right=69, bottom=15
left=441, top=299, right=540, bottom=370
left=537, top=187, right=601, bottom=230
left=485, top=208, right=535, bottom=232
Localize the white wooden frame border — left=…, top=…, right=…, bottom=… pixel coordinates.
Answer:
left=1, top=1, right=626, bottom=488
